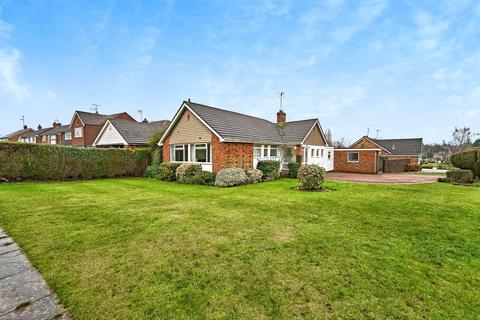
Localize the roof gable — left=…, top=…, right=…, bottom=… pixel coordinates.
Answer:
left=95, top=119, right=170, bottom=146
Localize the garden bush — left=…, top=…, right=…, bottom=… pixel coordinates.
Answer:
left=256, top=160, right=280, bottom=180
left=158, top=163, right=181, bottom=181
left=247, top=169, right=263, bottom=183
left=176, top=163, right=202, bottom=183
left=446, top=169, right=475, bottom=184
left=406, top=163, right=421, bottom=172
left=450, top=148, right=480, bottom=177
left=287, top=162, right=301, bottom=178
left=215, top=168, right=248, bottom=187
left=297, top=165, right=325, bottom=190
left=0, top=142, right=148, bottom=181
left=144, top=165, right=162, bottom=178
left=187, top=171, right=217, bottom=186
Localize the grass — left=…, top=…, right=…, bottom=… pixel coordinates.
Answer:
left=0, top=178, right=479, bottom=319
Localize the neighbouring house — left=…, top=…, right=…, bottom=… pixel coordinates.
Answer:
left=18, top=125, right=53, bottom=144
left=334, top=136, right=423, bottom=174
left=69, top=111, right=136, bottom=147
left=38, top=122, right=72, bottom=145
left=0, top=126, right=34, bottom=142
left=158, top=100, right=334, bottom=173
left=93, top=119, right=170, bottom=148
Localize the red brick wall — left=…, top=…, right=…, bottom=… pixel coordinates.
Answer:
left=334, top=150, right=379, bottom=174
left=163, top=137, right=170, bottom=162
left=84, top=125, right=103, bottom=147
left=212, top=134, right=253, bottom=172
left=115, top=113, right=136, bottom=122
left=71, top=115, right=85, bottom=147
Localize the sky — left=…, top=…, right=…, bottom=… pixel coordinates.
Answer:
left=1, top=0, right=480, bottom=144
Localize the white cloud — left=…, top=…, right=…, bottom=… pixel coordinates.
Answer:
left=46, top=89, right=57, bottom=99
left=0, top=48, right=30, bottom=100
left=413, top=11, right=450, bottom=50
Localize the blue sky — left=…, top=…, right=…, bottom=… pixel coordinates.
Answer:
left=1, top=0, right=479, bottom=143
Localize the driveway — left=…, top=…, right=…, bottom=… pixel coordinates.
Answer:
left=326, top=172, right=439, bottom=184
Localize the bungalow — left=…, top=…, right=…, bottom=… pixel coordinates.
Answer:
left=0, top=126, right=34, bottom=142
left=93, top=119, right=170, bottom=148
left=334, top=136, right=423, bottom=174
left=18, top=125, right=53, bottom=144
left=158, top=100, right=334, bottom=173
left=69, top=111, right=136, bottom=147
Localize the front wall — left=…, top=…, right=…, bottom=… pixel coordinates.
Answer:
left=169, top=110, right=212, bottom=144
left=212, top=134, right=253, bottom=172
left=84, top=125, right=103, bottom=147
left=163, top=137, right=170, bottom=163
left=334, top=150, right=379, bottom=174
left=303, top=124, right=326, bottom=146
left=384, top=156, right=418, bottom=165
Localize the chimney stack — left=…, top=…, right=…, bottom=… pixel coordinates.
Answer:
left=53, top=120, right=61, bottom=128
left=37, top=124, right=42, bottom=130
left=277, top=110, right=286, bottom=128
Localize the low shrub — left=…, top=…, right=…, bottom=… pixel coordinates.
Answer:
left=257, top=160, right=280, bottom=180
left=158, top=163, right=181, bottom=181
left=287, top=162, right=300, bottom=178
left=187, top=171, right=217, bottom=186
left=298, top=165, right=325, bottom=190
left=406, top=163, right=421, bottom=172
left=176, top=163, right=202, bottom=183
left=215, top=168, right=248, bottom=187
left=0, top=142, right=148, bottom=181
left=144, top=165, right=162, bottom=178
left=446, top=169, right=474, bottom=184
left=247, top=169, right=263, bottom=183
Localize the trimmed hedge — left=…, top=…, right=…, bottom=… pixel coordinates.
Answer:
left=144, top=165, right=161, bottom=178
left=446, top=169, right=475, bottom=184
left=287, top=162, right=300, bottom=178
left=450, top=148, right=480, bottom=177
left=158, top=163, right=181, bottom=181
left=256, top=160, right=280, bottom=180
left=187, top=171, right=217, bottom=186
left=0, top=142, right=148, bottom=181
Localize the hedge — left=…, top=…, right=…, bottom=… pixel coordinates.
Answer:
left=450, top=148, right=480, bottom=177
left=287, top=162, right=300, bottom=178
left=446, top=169, right=475, bottom=184
left=0, top=142, right=149, bottom=181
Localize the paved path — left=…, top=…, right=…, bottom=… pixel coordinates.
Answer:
left=327, top=172, right=439, bottom=184
left=0, top=228, right=68, bottom=320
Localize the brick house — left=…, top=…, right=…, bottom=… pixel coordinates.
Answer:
left=18, top=125, right=52, bottom=144
left=37, top=122, right=73, bottom=145
left=159, top=100, right=334, bottom=173
left=93, top=119, right=170, bottom=148
left=334, top=136, right=423, bottom=174
left=69, top=111, right=136, bottom=147
left=0, top=126, right=34, bottom=142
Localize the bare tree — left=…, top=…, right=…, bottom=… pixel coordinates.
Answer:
left=332, top=137, right=349, bottom=148
left=324, top=128, right=333, bottom=146
left=450, top=127, right=473, bottom=151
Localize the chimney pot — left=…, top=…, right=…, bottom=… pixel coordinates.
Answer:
left=23, top=125, right=28, bottom=130
left=142, top=118, right=149, bottom=123
left=277, top=110, right=286, bottom=128
left=37, top=124, right=42, bottom=130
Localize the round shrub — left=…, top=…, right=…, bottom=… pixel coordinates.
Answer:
left=187, top=171, right=217, bottom=186
left=176, top=163, right=202, bottom=183
left=247, top=169, right=263, bottom=183
left=287, top=162, right=300, bottom=178
left=256, top=160, right=280, bottom=180
left=158, top=163, right=181, bottom=181
left=215, top=168, right=248, bottom=187
left=298, top=165, right=325, bottom=190
left=446, top=169, right=474, bottom=184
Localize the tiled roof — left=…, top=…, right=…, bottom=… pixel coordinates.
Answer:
left=372, top=138, right=423, bottom=155
left=1, top=128, right=33, bottom=139
left=39, top=125, right=70, bottom=136
left=75, top=111, right=131, bottom=126
left=110, top=120, right=170, bottom=145
left=184, top=101, right=320, bottom=145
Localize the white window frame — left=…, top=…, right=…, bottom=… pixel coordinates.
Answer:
left=65, top=131, right=72, bottom=140
left=254, top=146, right=262, bottom=158
left=321, top=149, right=324, bottom=157
left=328, top=151, right=332, bottom=160
left=74, top=127, right=83, bottom=138
left=347, top=152, right=359, bottom=162
left=171, top=143, right=211, bottom=164
left=316, top=149, right=319, bottom=157
left=50, top=135, right=57, bottom=145
left=193, top=143, right=210, bottom=163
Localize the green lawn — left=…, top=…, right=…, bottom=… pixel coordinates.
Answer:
left=0, top=178, right=479, bottom=319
